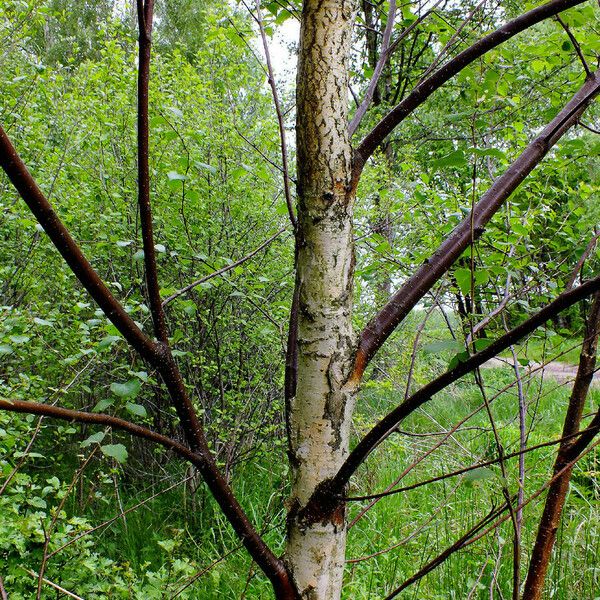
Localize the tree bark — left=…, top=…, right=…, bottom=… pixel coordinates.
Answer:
left=522, top=293, right=600, bottom=600
left=284, top=2, right=357, bottom=598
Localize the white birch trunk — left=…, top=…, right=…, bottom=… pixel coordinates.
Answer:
left=285, top=2, right=358, bottom=598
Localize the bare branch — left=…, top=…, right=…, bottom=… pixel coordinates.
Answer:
left=579, top=120, right=600, bottom=134
left=555, top=14, right=591, bottom=77
left=350, top=69, right=600, bottom=381
left=566, top=230, right=600, bottom=290
left=136, top=0, right=169, bottom=343
left=25, top=569, right=84, bottom=600
left=349, top=0, right=397, bottom=135
left=254, top=0, right=297, bottom=229
left=162, top=227, right=287, bottom=306
left=355, top=0, right=591, bottom=168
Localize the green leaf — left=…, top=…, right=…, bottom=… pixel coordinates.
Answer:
left=167, top=170, right=187, bottom=181
left=28, top=496, right=47, bottom=509
left=464, top=467, right=495, bottom=486
left=454, top=267, right=472, bottom=296
left=81, top=431, right=106, bottom=447
left=125, top=402, right=147, bottom=418
left=110, top=379, right=141, bottom=398
left=9, top=335, right=30, bottom=345
left=448, top=350, right=470, bottom=370
left=101, top=444, right=128, bottom=463
left=473, top=338, right=494, bottom=352
left=0, top=344, right=13, bottom=355
left=97, top=335, right=121, bottom=350
left=431, top=150, right=467, bottom=170
left=423, top=339, right=464, bottom=354
left=195, top=161, right=217, bottom=174
left=92, top=398, right=114, bottom=413
left=33, top=317, right=54, bottom=327
left=166, top=106, right=183, bottom=118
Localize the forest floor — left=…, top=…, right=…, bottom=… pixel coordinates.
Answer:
left=482, top=357, right=600, bottom=386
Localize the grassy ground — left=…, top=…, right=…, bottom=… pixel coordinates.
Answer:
left=54, top=366, right=596, bottom=599
left=3, top=323, right=599, bottom=598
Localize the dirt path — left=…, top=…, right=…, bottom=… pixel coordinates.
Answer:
left=482, top=357, right=600, bottom=386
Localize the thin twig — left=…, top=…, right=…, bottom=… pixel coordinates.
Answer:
left=25, top=569, right=84, bottom=600
left=579, top=120, right=600, bottom=134
left=0, top=416, right=43, bottom=496
left=473, top=368, right=521, bottom=600
left=385, top=437, right=600, bottom=598
left=37, top=448, right=98, bottom=598
left=555, top=14, right=591, bottom=77
left=349, top=0, right=397, bottom=135
left=566, top=230, right=600, bottom=290
left=48, top=475, right=193, bottom=559
left=345, top=420, right=599, bottom=502
left=162, top=228, right=286, bottom=306
left=253, top=0, right=296, bottom=229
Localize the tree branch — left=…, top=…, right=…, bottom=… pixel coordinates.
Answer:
left=0, top=125, right=159, bottom=364
left=136, top=0, right=169, bottom=343
left=355, top=0, right=591, bottom=169
left=301, top=274, right=600, bottom=519
left=254, top=0, right=297, bottom=229
left=0, top=398, right=296, bottom=598
left=162, top=227, right=286, bottom=306
left=555, top=14, right=591, bottom=77
left=523, top=292, right=600, bottom=599
left=350, top=68, right=600, bottom=382
left=349, top=0, right=397, bottom=135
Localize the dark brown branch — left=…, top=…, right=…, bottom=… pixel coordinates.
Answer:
left=523, top=293, right=600, bottom=600
left=555, top=14, right=591, bottom=77
left=301, top=275, right=600, bottom=520
left=0, top=399, right=297, bottom=599
left=136, top=0, right=168, bottom=343
left=0, top=400, right=206, bottom=473
left=350, top=69, right=600, bottom=382
left=0, top=125, right=159, bottom=364
left=355, top=0, right=590, bottom=168
left=579, top=120, right=600, bottom=134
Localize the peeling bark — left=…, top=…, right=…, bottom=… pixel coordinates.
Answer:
left=285, top=2, right=357, bottom=598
